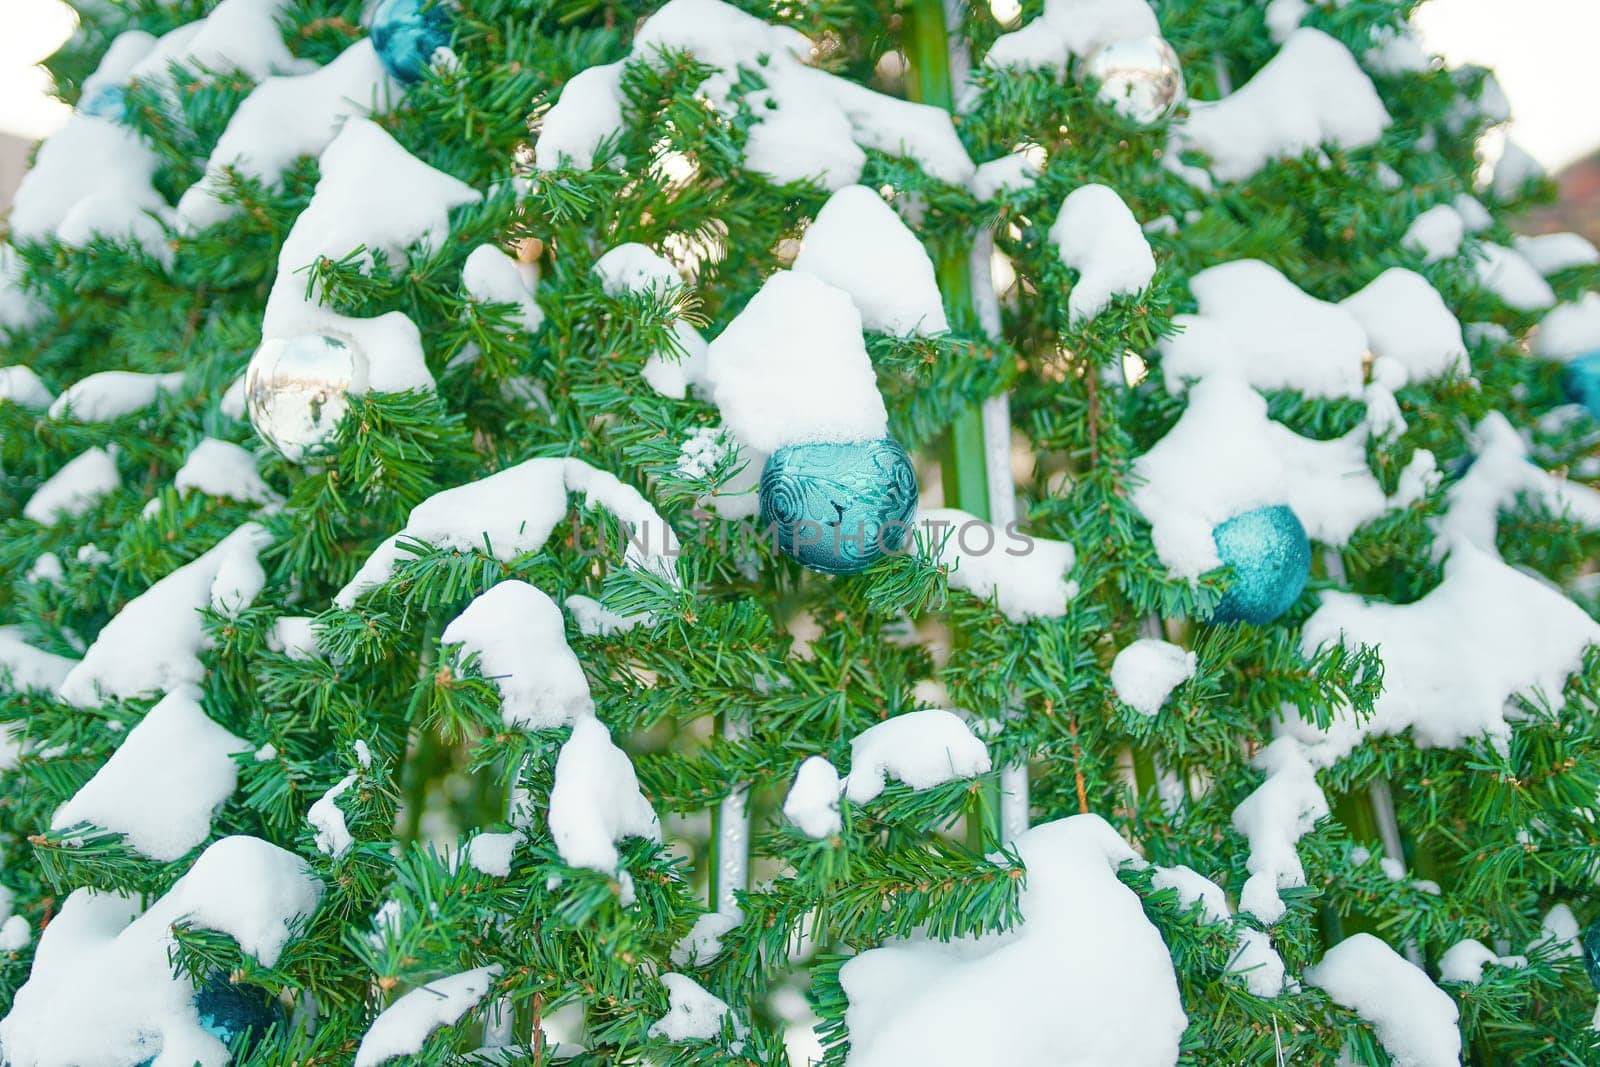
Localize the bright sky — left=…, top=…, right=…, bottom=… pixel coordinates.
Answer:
left=2, top=0, right=1600, bottom=169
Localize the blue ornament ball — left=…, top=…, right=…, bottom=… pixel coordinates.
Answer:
left=1562, top=350, right=1600, bottom=420
left=760, top=437, right=918, bottom=575
left=370, top=0, right=454, bottom=83
left=1208, top=505, right=1311, bottom=625
left=132, top=977, right=280, bottom=1065
left=80, top=84, right=126, bottom=121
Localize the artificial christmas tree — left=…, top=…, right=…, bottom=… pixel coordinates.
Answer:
left=1, top=0, right=1600, bottom=1063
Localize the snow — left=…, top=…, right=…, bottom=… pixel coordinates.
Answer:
left=920, top=509, right=1078, bottom=621
left=1491, top=140, right=1543, bottom=199
left=1533, top=904, right=1583, bottom=959
left=840, top=815, right=1185, bottom=1067
left=1150, top=865, right=1228, bottom=924
left=0, top=628, right=77, bottom=694
left=1515, top=232, right=1599, bottom=275
left=1286, top=542, right=1600, bottom=763
left=982, top=0, right=1159, bottom=72
left=971, top=151, right=1040, bottom=201
left=440, top=581, right=596, bottom=729
left=49, top=370, right=183, bottom=422
left=1533, top=292, right=1600, bottom=360
left=1161, top=260, right=1367, bottom=399
left=58, top=523, right=272, bottom=706
left=0, top=366, right=52, bottom=409
left=1435, top=413, right=1600, bottom=557
left=52, top=687, right=244, bottom=861
left=594, top=243, right=682, bottom=295
left=1403, top=204, right=1466, bottom=263
left=462, top=244, right=544, bottom=333
left=129, top=0, right=312, bottom=85
left=1305, top=934, right=1460, bottom=1067
left=0, top=835, right=319, bottom=1067
left=565, top=594, right=644, bottom=637
left=174, top=438, right=277, bottom=504
left=676, top=426, right=731, bottom=480
left=1131, top=377, right=1430, bottom=579
left=704, top=271, right=887, bottom=452
left=8, top=116, right=169, bottom=259
left=78, top=29, right=156, bottom=105
left=1231, top=737, right=1328, bottom=923
left=178, top=40, right=395, bottom=231
left=1340, top=269, right=1468, bottom=384
left=465, top=831, right=524, bottom=877
left=0, top=917, right=31, bottom=952
left=548, top=717, right=661, bottom=876
left=783, top=756, right=843, bottom=838
left=1438, top=939, right=1525, bottom=984
left=23, top=447, right=120, bottom=525
left=1110, top=639, right=1195, bottom=716
left=1474, top=243, right=1556, bottom=311
left=672, top=910, right=741, bottom=966
left=263, top=119, right=479, bottom=397
left=793, top=186, right=948, bottom=337
left=269, top=616, right=321, bottom=660
left=354, top=965, right=502, bottom=1067
left=309, top=773, right=357, bottom=857
left=337, top=457, right=678, bottom=607
left=535, top=0, right=973, bottom=190
left=843, top=710, right=991, bottom=804
left=1048, top=184, right=1155, bottom=324
left=649, top=973, right=733, bottom=1042
left=1230, top=929, right=1289, bottom=997
left=1172, top=30, right=1389, bottom=183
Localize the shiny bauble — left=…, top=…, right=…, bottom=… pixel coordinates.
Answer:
left=244, top=334, right=368, bottom=461
left=760, top=437, right=918, bottom=575
left=1561, top=350, right=1600, bottom=420
left=370, top=0, right=454, bottom=83
left=1079, top=36, right=1185, bottom=125
left=1208, top=505, right=1311, bottom=625
left=80, top=85, right=126, bottom=121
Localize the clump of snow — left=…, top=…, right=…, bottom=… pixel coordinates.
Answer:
left=840, top=814, right=1185, bottom=1066
left=981, top=0, right=1158, bottom=72
left=843, top=710, right=991, bottom=804
left=0, top=917, right=30, bottom=952
left=704, top=271, right=887, bottom=452
left=336, top=457, right=677, bottom=607
left=309, top=773, right=357, bottom=858
left=1150, top=864, right=1228, bottom=924
left=1161, top=260, right=1367, bottom=399
left=792, top=185, right=948, bottom=337
left=920, top=508, right=1078, bottom=621
left=1490, top=140, right=1544, bottom=199
left=1110, top=639, right=1195, bottom=716
left=1533, top=904, right=1583, bottom=959
left=672, top=910, right=741, bottom=967
left=8, top=117, right=169, bottom=260
left=1305, top=934, right=1460, bottom=1067
left=1150, top=864, right=1288, bottom=995
left=1048, top=185, right=1155, bottom=325
left=0, top=835, right=320, bottom=1067
left=1533, top=292, right=1600, bottom=360
left=49, top=371, right=183, bottom=422
left=1230, top=929, right=1289, bottom=997
left=1131, top=377, right=1430, bottom=579
left=677, top=426, right=732, bottom=480
left=783, top=756, right=843, bottom=839
left=178, top=40, right=394, bottom=230
left=354, top=965, right=502, bottom=1067
left=23, top=448, right=120, bottom=525
left=441, top=581, right=595, bottom=729
left=58, top=523, right=272, bottom=706
left=174, top=438, right=277, bottom=504
left=593, top=244, right=710, bottom=399
left=1403, top=204, right=1466, bottom=263
left=0, top=628, right=77, bottom=694
left=1438, top=939, right=1525, bottom=985
left=535, top=0, right=973, bottom=190
left=1515, top=232, right=1599, bottom=275
left=1232, top=737, right=1328, bottom=923
left=52, top=688, right=244, bottom=861
left=129, top=0, right=313, bottom=86
left=1475, top=244, right=1555, bottom=311
left=268, top=616, right=321, bottom=660
left=649, top=973, right=733, bottom=1042
left=1287, top=542, right=1600, bottom=763
left=1172, top=30, right=1389, bottom=183
left=971, top=151, right=1041, bottom=201
left=548, top=717, right=662, bottom=877
left=1435, top=412, right=1600, bottom=557
left=565, top=594, right=644, bottom=637
left=0, top=365, right=53, bottom=408
left=1340, top=269, right=1468, bottom=384
left=462, top=244, right=544, bottom=333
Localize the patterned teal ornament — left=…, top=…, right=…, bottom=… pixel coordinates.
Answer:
left=370, top=0, right=454, bottom=83
left=1562, top=350, right=1600, bottom=420
left=1208, top=505, right=1311, bottom=625
left=760, top=438, right=918, bottom=575
left=1584, top=918, right=1600, bottom=991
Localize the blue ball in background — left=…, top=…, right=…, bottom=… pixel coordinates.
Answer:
left=1208, top=504, right=1311, bottom=625
left=79, top=84, right=126, bottom=121
left=1562, top=350, right=1600, bottom=420
left=370, top=0, right=454, bottom=83
left=760, top=437, right=918, bottom=575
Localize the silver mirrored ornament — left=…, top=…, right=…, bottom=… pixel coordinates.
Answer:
left=244, top=334, right=368, bottom=461
left=1080, top=36, right=1185, bottom=125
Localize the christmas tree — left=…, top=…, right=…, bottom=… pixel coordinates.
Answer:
left=2, top=0, right=1599, bottom=1062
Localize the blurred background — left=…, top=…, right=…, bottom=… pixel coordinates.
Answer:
left=2, top=0, right=1600, bottom=235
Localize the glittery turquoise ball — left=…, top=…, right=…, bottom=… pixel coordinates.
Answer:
left=760, top=438, right=918, bottom=575
left=1562, top=350, right=1600, bottom=420
left=370, top=0, right=454, bottom=83
left=1584, top=919, right=1600, bottom=992
left=1208, top=505, right=1311, bottom=625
